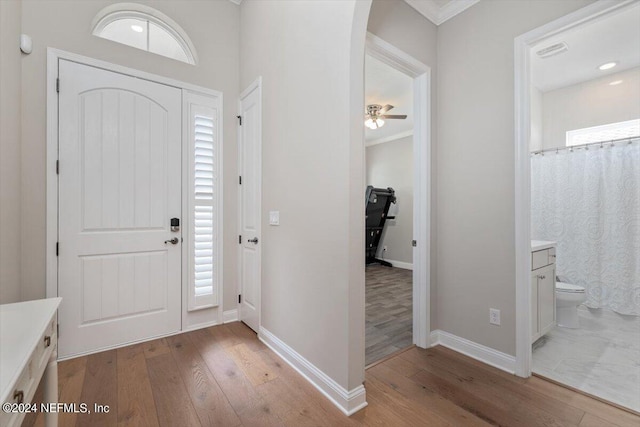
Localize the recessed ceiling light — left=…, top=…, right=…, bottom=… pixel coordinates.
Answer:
left=598, top=62, right=617, bottom=70
left=609, top=80, right=623, bottom=86
left=131, top=24, right=144, bottom=33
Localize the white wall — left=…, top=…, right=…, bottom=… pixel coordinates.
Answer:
left=540, top=66, right=640, bottom=150
left=437, top=0, right=594, bottom=356
left=0, top=0, right=22, bottom=304
left=366, top=0, right=439, bottom=328
left=18, top=0, right=240, bottom=316
left=366, top=136, right=414, bottom=264
left=240, top=0, right=370, bottom=393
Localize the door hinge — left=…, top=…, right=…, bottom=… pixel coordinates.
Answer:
left=56, top=242, right=59, bottom=256
left=238, top=294, right=242, bottom=304
left=412, top=240, right=417, bottom=247
left=238, top=235, right=242, bottom=244
left=56, top=160, right=59, bottom=175
left=56, top=78, right=60, bottom=93
left=237, top=115, right=242, bottom=126
left=239, top=176, right=242, bottom=185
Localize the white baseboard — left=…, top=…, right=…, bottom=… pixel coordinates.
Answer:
left=223, top=308, right=238, bottom=323
left=429, top=329, right=516, bottom=374
left=258, top=326, right=367, bottom=416
left=386, top=259, right=413, bottom=270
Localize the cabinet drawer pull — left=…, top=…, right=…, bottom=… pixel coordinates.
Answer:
left=13, top=389, right=24, bottom=404
left=44, top=335, right=51, bottom=347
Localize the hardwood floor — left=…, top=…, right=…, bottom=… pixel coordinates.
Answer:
left=23, top=322, right=639, bottom=427
left=366, top=265, right=412, bottom=365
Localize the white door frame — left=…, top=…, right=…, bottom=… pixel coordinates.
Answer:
left=46, top=49, right=223, bottom=319
left=236, top=77, right=263, bottom=331
left=513, top=0, right=637, bottom=377
left=365, top=33, right=431, bottom=348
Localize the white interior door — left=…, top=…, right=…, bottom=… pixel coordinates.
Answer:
left=57, top=59, right=182, bottom=358
left=238, top=80, right=262, bottom=332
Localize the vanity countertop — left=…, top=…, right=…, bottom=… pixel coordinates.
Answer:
left=531, top=240, right=557, bottom=252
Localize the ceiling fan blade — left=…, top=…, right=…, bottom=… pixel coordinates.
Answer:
left=380, top=114, right=407, bottom=119
left=378, top=104, right=394, bottom=114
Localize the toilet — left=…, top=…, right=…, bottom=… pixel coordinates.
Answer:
left=555, top=282, right=587, bottom=328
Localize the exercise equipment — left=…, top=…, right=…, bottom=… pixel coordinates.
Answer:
left=365, top=186, right=396, bottom=267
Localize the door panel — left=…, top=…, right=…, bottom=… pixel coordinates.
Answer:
left=58, top=59, right=182, bottom=358
left=238, top=82, right=262, bottom=332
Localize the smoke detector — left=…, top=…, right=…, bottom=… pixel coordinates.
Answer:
left=536, top=42, right=569, bottom=59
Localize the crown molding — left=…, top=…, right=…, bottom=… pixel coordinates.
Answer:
left=404, top=0, right=481, bottom=26
left=228, top=0, right=242, bottom=5
left=365, top=130, right=413, bottom=147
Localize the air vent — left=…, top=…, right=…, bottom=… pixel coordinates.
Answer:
left=536, top=42, right=569, bottom=59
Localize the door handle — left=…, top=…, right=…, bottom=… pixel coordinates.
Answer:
left=164, top=238, right=179, bottom=245
left=248, top=237, right=259, bottom=244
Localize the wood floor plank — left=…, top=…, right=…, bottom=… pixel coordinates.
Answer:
left=187, top=328, right=273, bottom=421
left=145, top=352, right=201, bottom=427
left=225, top=342, right=278, bottom=386
left=578, top=413, right=621, bottom=427
left=252, top=348, right=362, bottom=426
left=368, top=362, right=493, bottom=426
left=225, top=321, right=267, bottom=352
left=166, top=334, right=242, bottom=427
left=76, top=350, right=117, bottom=427
left=416, top=347, right=586, bottom=425
left=207, top=324, right=244, bottom=349
left=116, top=344, right=159, bottom=427
left=141, top=337, right=172, bottom=359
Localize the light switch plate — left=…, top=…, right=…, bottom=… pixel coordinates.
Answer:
left=269, top=211, right=280, bottom=226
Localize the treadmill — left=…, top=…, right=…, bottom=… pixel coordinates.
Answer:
left=365, top=186, right=396, bottom=267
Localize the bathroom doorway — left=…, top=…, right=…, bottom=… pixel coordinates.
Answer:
left=515, top=0, right=640, bottom=412
left=364, top=34, right=431, bottom=366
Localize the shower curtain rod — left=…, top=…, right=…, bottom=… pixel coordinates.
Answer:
left=531, top=136, right=639, bottom=155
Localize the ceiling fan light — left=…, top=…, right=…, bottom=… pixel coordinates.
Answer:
left=365, top=118, right=375, bottom=129
left=376, top=118, right=385, bottom=128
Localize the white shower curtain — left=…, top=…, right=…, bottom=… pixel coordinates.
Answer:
left=531, top=141, right=640, bottom=316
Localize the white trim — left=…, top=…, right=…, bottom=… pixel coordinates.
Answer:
left=259, top=327, right=367, bottom=416
left=366, top=32, right=431, bottom=350
left=91, top=3, right=198, bottom=65
left=429, top=330, right=516, bottom=374
left=365, top=130, right=413, bottom=147
left=227, top=0, right=242, bottom=5
left=403, top=0, right=480, bottom=26
left=383, top=259, right=413, bottom=270
left=223, top=309, right=238, bottom=323
left=513, top=0, right=637, bottom=378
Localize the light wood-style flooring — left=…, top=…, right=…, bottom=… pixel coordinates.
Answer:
left=366, top=265, right=412, bottom=365
left=23, top=322, right=639, bottom=427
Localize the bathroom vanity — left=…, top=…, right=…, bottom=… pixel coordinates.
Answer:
left=531, top=240, right=556, bottom=343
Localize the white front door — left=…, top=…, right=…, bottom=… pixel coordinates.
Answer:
left=57, top=60, right=182, bottom=358
left=238, top=80, right=262, bottom=332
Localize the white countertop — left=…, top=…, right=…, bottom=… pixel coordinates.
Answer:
left=531, top=240, right=557, bottom=252
left=0, top=298, right=61, bottom=403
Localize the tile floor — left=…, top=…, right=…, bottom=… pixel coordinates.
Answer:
left=532, top=305, right=640, bottom=412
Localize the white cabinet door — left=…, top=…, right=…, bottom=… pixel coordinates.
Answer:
left=58, top=60, right=182, bottom=358
left=531, top=272, right=539, bottom=341
left=538, top=266, right=556, bottom=336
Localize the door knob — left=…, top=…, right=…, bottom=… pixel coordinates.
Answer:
left=164, top=238, right=179, bottom=245
left=248, top=237, right=259, bottom=244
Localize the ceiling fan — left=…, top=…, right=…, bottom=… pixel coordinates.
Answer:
left=365, top=104, right=407, bottom=129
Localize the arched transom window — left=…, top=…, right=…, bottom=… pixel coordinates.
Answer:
left=92, top=3, right=197, bottom=65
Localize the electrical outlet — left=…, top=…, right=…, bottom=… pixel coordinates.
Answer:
left=489, top=308, right=501, bottom=326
